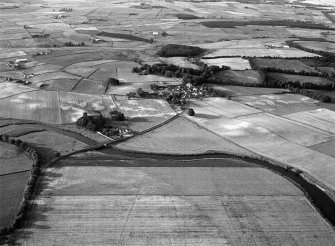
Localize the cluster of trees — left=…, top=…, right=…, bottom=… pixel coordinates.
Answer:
left=288, top=86, right=332, bottom=103
left=109, top=110, right=125, bottom=121
left=132, top=62, right=230, bottom=86
left=107, top=77, right=120, bottom=86
left=76, top=112, right=106, bottom=131
left=0, top=135, right=40, bottom=236
left=76, top=111, right=125, bottom=132
left=64, top=41, right=85, bottom=47
left=157, top=44, right=204, bottom=57
left=60, top=8, right=73, bottom=12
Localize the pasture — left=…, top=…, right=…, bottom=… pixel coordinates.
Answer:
left=293, top=41, right=335, bottom=54
left=213, top=70, right=264, bottom=86
left=0, top=171, right=30, bottom=228
left=267, top=73, right=334, bottom=89
left=251, top=58, right=317, bottom=73
left=202, top=57, right=251, bottom=70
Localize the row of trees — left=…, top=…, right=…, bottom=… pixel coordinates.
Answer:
left=288, top=86, right=332, bottom=103
left=0, top=135, right=40, bottom=237
left=132, top=63, right=230, bottom=86
left=264, top=74, right=334, bottom=90
left=64, top=41, right=85, bottom=47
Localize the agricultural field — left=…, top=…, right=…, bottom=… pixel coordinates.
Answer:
left=211, top=85, right=288, bottom=97
left=250, top=58, right=317, bottom=73
left=1, top=0, right=335, bottom=243
left=201, top=57, right=251, bottom=70
left=59, top=92, right=117, bottom=123
left=0, top=91, right=118, bottom=124
left=0, top=142, right=32, bottom=175
left=0, top=142, right=32, bottom=229
left=310, top=139, right=335, bottom=158
left=116, top=116, right=255, bottom=156
left=115, top=99, right=176, bottom=132
left=0, top=171, right=30, bottom=229
left=283, top=108, right=335, bottom=134
left=204, top=47, right=319, bottom=58
left=184, top=105, right=335, bottom=190
left=11, top=152, right=335, bottom=245
left=158, top=57, right=200, bottom=70
left=0, top=125, right=45, bottom=138
left=213, top=70, right=264, bottom=86
left=293, top=40, right=335, bottom=54
left=267, top=73, right=334, bottom=89
left=237, top=113, right=333, bottom=147
left=188, top=97, right=260, bottom=119
left=0, top=82, right=37, bottom=100
left=14, top=131, right=88, bottom=162
left=0, top=90, right=61, bottom=124
left=235, top=93, right=320, bottom=115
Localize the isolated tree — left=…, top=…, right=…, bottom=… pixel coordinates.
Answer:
left=187, top=108, right=195, bottom=116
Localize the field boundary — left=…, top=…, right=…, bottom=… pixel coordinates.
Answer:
left=0, top=135, right=40, bottom=236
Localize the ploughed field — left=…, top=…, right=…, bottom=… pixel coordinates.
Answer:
left=12, top=152, right=335, bottom=245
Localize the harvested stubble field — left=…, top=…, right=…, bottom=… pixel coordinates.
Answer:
left=59, top=92, right=117, bottom=123
left=184, top=106, right=335, bottom=191
left=236, top=113, right=333, bottom=147
left=0, top=90, right=61, bottom=124
left=309, top=139, right=335, bottom=158
left=0, top=83, right=37, bottom=100
left=251, top=58, right=317, bottom=73
left=235, top=94, right=320, bottom=115
left=116, top=116, right=255, bottom=156
left=213, top=70, right=264, bottom=86
left=115, top=99, right=176, bottom=132
left=283, top=108, right=335, bottom=134
left=12, top=152, right=335, bottom=245
left=0, top=90, right=118, bottom=124
left=188, top=97, right=260, bottom=119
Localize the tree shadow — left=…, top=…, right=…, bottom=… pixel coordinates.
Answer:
left=193, top=113, right=222, bottom=119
